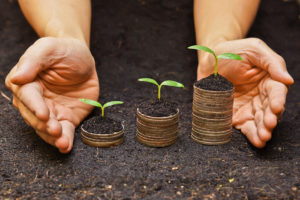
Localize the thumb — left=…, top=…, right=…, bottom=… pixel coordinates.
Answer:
left=10, top=37, right=58, bottom=85
left=260, top=54, right=294, bottom=86
left=248, top=39, right=294, bottom=86
left=10, top=56, right=43, bottom=85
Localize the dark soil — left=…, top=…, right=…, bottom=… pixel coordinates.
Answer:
left=195, top=73, right=233, bottom=91
left=0, top=0, right=300, bottom=199
left=138, top=99, right=178, bottom=117
left=82, top=116, right=123, bottom=134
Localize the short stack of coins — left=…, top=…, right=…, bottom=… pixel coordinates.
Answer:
left=136, top=108, right=179, bottom=147
left=191, top=85, right=234, bottom=145
left=81, top=124, right=124, bottom=147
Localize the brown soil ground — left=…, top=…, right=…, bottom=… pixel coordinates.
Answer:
left=0, top=0, right=300, bottom=199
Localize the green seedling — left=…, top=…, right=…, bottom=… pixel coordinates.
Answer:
left=138, top=78, right=184, bottom=100
left=79, top=99, right=123, bottom=118
left=188, top=45, right=242, bottom=77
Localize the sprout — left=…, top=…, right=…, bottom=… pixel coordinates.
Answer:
left=138, top=78, right=184, bottom=100
left=188, top=45, right=242, bottom=77
left=79, top=99, right=123, bottom=118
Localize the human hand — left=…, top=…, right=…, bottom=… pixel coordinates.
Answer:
left=197, top=38, right=294, bottom=148
left=5, top=37, right=99, bottom=153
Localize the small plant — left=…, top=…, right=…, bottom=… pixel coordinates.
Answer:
left=138, top=78, right=184, bottom=100
left=79, top=99, right=123, bottom=118
left=188, top=45, right=242, bottom=77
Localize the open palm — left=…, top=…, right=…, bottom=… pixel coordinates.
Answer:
left=197, top=38, right=293, bottom=147
left=5, top=37, right=99, bottom=153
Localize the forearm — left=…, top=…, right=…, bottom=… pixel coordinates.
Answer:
left=18, top=0, right=91, bottom=46
left=194, top=0, right=260, bottom=48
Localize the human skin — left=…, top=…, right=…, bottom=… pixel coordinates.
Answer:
left=5, top=0, right=99, bottom=153
left=194, top=0, right=294, bottom=147
left=5, top=1, right=294, bottom=153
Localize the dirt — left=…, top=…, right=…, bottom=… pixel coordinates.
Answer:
left=0, top=0, right=300, bottom=199
left=195, top=74, right=233, bottom=91
left=138, top=99, right=178, bottom=117
left=82, top=117, right=123, bottom=134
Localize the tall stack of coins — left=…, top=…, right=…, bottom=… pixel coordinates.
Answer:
left=192, top=85, right=234, bottom=145
left=136, top=108, right=179, bottom=147
left=81, top=124, right=124, bottom=147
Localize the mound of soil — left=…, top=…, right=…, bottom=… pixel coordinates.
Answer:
left=82, top=117, right=123, bottom=134
left=138, top=99, right=178, bottom=117
left=195, top=73, right=233, bottom=91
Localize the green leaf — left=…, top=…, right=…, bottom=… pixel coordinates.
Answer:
left=103, top=101, right=124, bottom=109
left=160, top=80, right=184, bottom=88
left=79, top=98, right=102, bottom=108
left=187, top=45, right=217, bottom=58
left=138, top=78, right=159, bottom=86
left=217, top=53, right=242, bottom=60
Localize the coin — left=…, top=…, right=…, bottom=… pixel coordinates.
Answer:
left=81, top=123, right=125, bottom=148
left=191, top=85, right=234, bottom=145
left=136, top=108, right=179, bottom=147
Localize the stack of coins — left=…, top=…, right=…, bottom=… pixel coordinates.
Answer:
left=136, top=108, right=179, bottom=147
left=81, top=124, right=124, bottom=147
left=191, top=85, right=234, bottom=145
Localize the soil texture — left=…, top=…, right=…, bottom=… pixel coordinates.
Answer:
left=138, top=99, right=178, bottom=117
left=82, top=117, right=123, bottom=134
left=0, top=0, right=300, bottom=199
left=195, top=74, right=233, bottom=91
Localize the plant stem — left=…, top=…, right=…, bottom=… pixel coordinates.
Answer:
left=101, top=108, right=104, bottom=118
left=214, top=57, right=218, bottom=77
left=158, top=85, right=161, bottom=101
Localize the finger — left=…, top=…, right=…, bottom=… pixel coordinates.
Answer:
left=6, top=64, right=49, bottom=122
left=15, top=96, right=48, bottom=133
left=240, top=121, right=266, bottom=148
left=46, top=117, right=62, bottom=137
left=261, top=79, right=286, bottom=131
left=252, top=96, right=272, bottom=142
left=263, top=106, right=277, bottom=131
left=14, top=96, right=61, bottom=137
left=12, top=96, right=18, bottom=108
left=10, top=38, right=56, bottom=85
left=10, top=56, right=43, bottom=85
left=247, top=38, right=294, bottom=85
left=5, top=65, right=16, bottom=91
left=36, top=130, right=58, bottom=147
left=16, top=95, right=64, bottom=148
left=15, top=82, right=50, bottom=121
left=255, top=110, right=272, bottom=142
left=55, top=120, right=75, bottom=154
left=266, top=80, right=288, bottom=115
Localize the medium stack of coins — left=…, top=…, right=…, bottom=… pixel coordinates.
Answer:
left=136, top=108, right=179, bottom=147
left=192, top=85, right=234, bottom=145
left=81, top=124, right=124, bottom=147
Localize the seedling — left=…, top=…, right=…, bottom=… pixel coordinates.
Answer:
left=79, top=99, right=123, bottom=118
left=138, top=78, right=184, bottom=100
left=188, top=45, right=242, bottom=77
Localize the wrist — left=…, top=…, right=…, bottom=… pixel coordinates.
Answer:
left=44, top=18, right=89, bottom=47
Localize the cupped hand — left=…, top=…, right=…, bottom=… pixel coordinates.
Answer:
left=197, top=38, right=294, bottom=148
left=5, top=37, right=99, bottom=153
